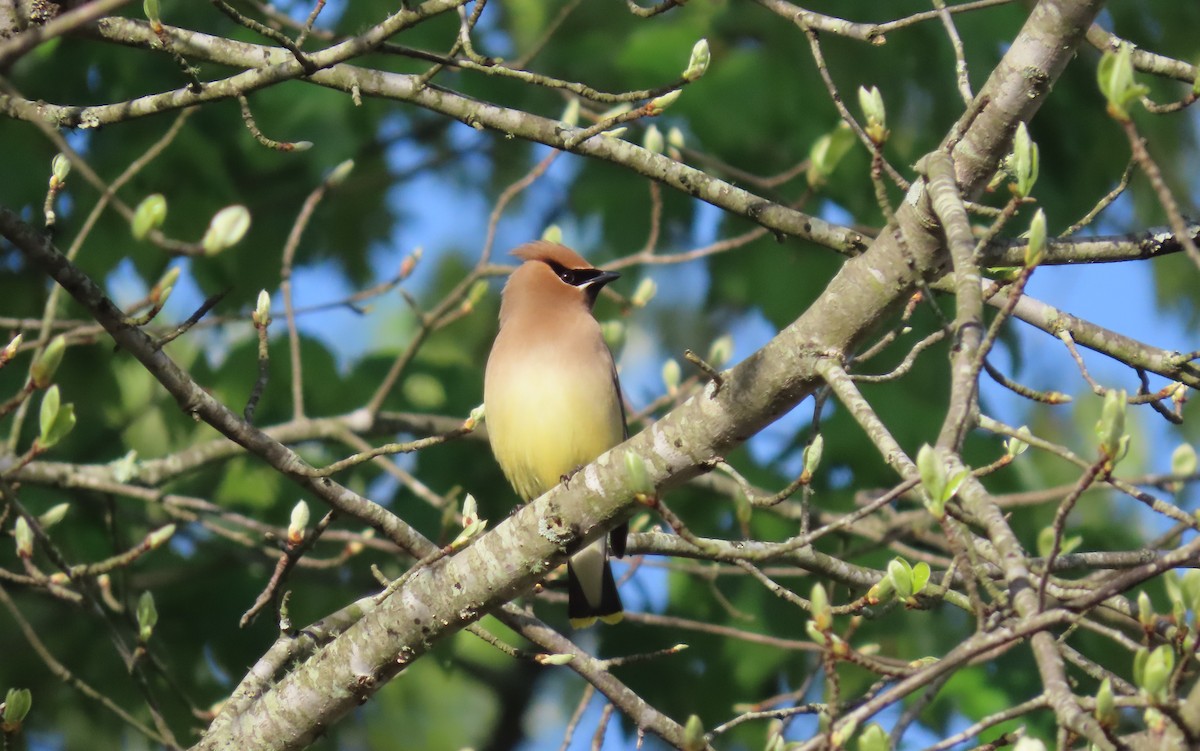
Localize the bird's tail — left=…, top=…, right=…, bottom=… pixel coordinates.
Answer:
left=567, top=539, right=623, bottom=628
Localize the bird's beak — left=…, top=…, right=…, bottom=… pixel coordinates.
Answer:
left=589, top=270, right=620, bottom=289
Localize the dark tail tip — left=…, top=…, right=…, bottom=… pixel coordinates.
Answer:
left=568, top=561, right=623, bottom=628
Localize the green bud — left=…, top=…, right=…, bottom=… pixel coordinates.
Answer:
left=916, top=444, right=947, bottom=518
left=14, top=517, right=33, bottom=559
left=807, top=122, right=855, bottom=188
left=111, top=450, right=139, bottom=483
left=1095, top=389, right=1128, bottom=461
left=667, top=127, right=685, bottom=150
left=802, top=434, right=824, bottom=477
left=624, top=450, right=654, bottom=496
left=630, top=277, right=657, bottom=308
left=253, top=290, right=272, bottom=327
left=1005, top=426, right=1031, bottom=458
left=1144, top=707, right=1166, bottom=734
left=535, top=652, right=575, bottom=666
left=1095, top=678, right=1116, bottom=726
left=887, top=557, right=914, bottom=600
left=147, top=524, right=175, bottom=549
left=39, top=383, right=59, bottom=436
left=649, top=90, right=682, bottom=114
left=707, top=334, right=733, bottom=369
left=560, top=98, right=580, bottom=129
left=155, top=266, right=180, bottom=298
left=1138, top=591, right=1155, bottom=627
left=857, top=724, right=887, bottom=751
left=1097, top=45, right=1149, bottom=121
left=288, top=501, right=309, bottom=544
left=683, top=38, right=710, bottom=81
left=468, top=403, right=486, bottom=427
left=541, top=224, right=563, bottom=244
left=830, top=718, right=857, bottom=749
left=910, top=561, right=931, bottom=596
left=1171, top=443, right=1197, bottom=477
left=462, top=280, right=489, bottom=312
left=1025, top=208, right=1046, bottom=268
left=51, top=153, right=70, bottom=184
left=682, top=715, right=705, bottom=751
left=2, top=688, right=32, bottom=728
left=1011, top=122, right=1039, bottom=198
left=599, top=320, right=625, bottom=353
left=857, top=86, right=888, bottom=144
left=137, top=590, right=158, bottom=642
left=642, top=124, right=664, bottom=154
left=810, top=582, right=831, bottom=630
left=450, top=493, right=487, bottom=548
left=37, top=385, right=75, bottom=450
left=30, top=335, right=66, bottom=389
left=1183, top=570, right=1200, bottom=615
left=143, top=0, right=160, bottom=23
left=461, top=493, right=480, bottom=528
left=132, top=194, right=167, bottom=240
left=866, top=574, right=894, bottom=605
left=327, top=159, right=355, bottom=187
left=1141, top=644, right=1174, bottom=701
left=202, top=205, right=251, bottom=255
left=1, top=333, right=21, bottom=364
left=662, top=358, right=681, bottom=396
left=38, top=503, right=69, bottom=529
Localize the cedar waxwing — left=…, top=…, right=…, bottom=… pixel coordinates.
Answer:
left=484, top=241, right=628, bottom=628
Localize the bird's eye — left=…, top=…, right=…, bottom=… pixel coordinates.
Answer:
left=557, top=270, right=576, bottom=284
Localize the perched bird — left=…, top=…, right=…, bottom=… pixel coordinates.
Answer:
left=484, top=241, right=628, bottom=627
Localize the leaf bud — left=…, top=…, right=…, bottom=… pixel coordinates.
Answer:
left=132, top=194, right=167, bottom=240
left=253, top=290, right=272, bottom=327
left=642, top=124, right=664, bottom=155
left=30, top=335, right=66, bottom=389
left=288, top=501, right=309, bottom=545
left=137, top=591, right=158, bottom=642
left=682, top=38, right=710, bottom=81
left=202, top=205, right=251, bottom=255
left=14, top=517, right=33, bottom=559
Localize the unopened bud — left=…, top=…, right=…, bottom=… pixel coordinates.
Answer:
left=2, top=688, right=32, bottom=728
left=253, top=290, right=272, bottom=327
left=147, top=524, right=176, bottom=549
left=683, top=39, right=710, bottom=81
left=14, top=516, right=33, bottom=559
left=648, top=89, right=682, bottom=114
left=560, top=98, right=580, bottom=129
left=137, top=590, right=157, bottom=642
left=202, top=205, right=251, bottom=255
left=1, top=333, right=21, bottom=365
left=288, top=501, right=309, bottom=545
left=30, top=335, right=66, bottom=388
left=707, top=334, right=732, bottom=368
left=642, top=125, right=664, bottom=155
left=132, top=194, right=167, bottom=240
left=327, top=159, right=355, bottom=187
left=631, top=277, right=657, bottom=308
left=1011, top=122, right=1039, bottom=198
left=51, top=154, right=71, bottom=185
left=857, top=85, right=888, bottom=144
left=38, top=503, right=69, bottom=529
left=1024, top=208, right=1046, bottom=268
left=661, top=358, right=681, bottom=396
left=541, top=225, right=563, bottom=244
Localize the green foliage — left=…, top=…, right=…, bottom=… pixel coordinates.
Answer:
left=2, top=2, right=1200, bottom=750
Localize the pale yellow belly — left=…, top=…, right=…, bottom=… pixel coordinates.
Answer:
left=485, top=351, right=622, bottom=501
